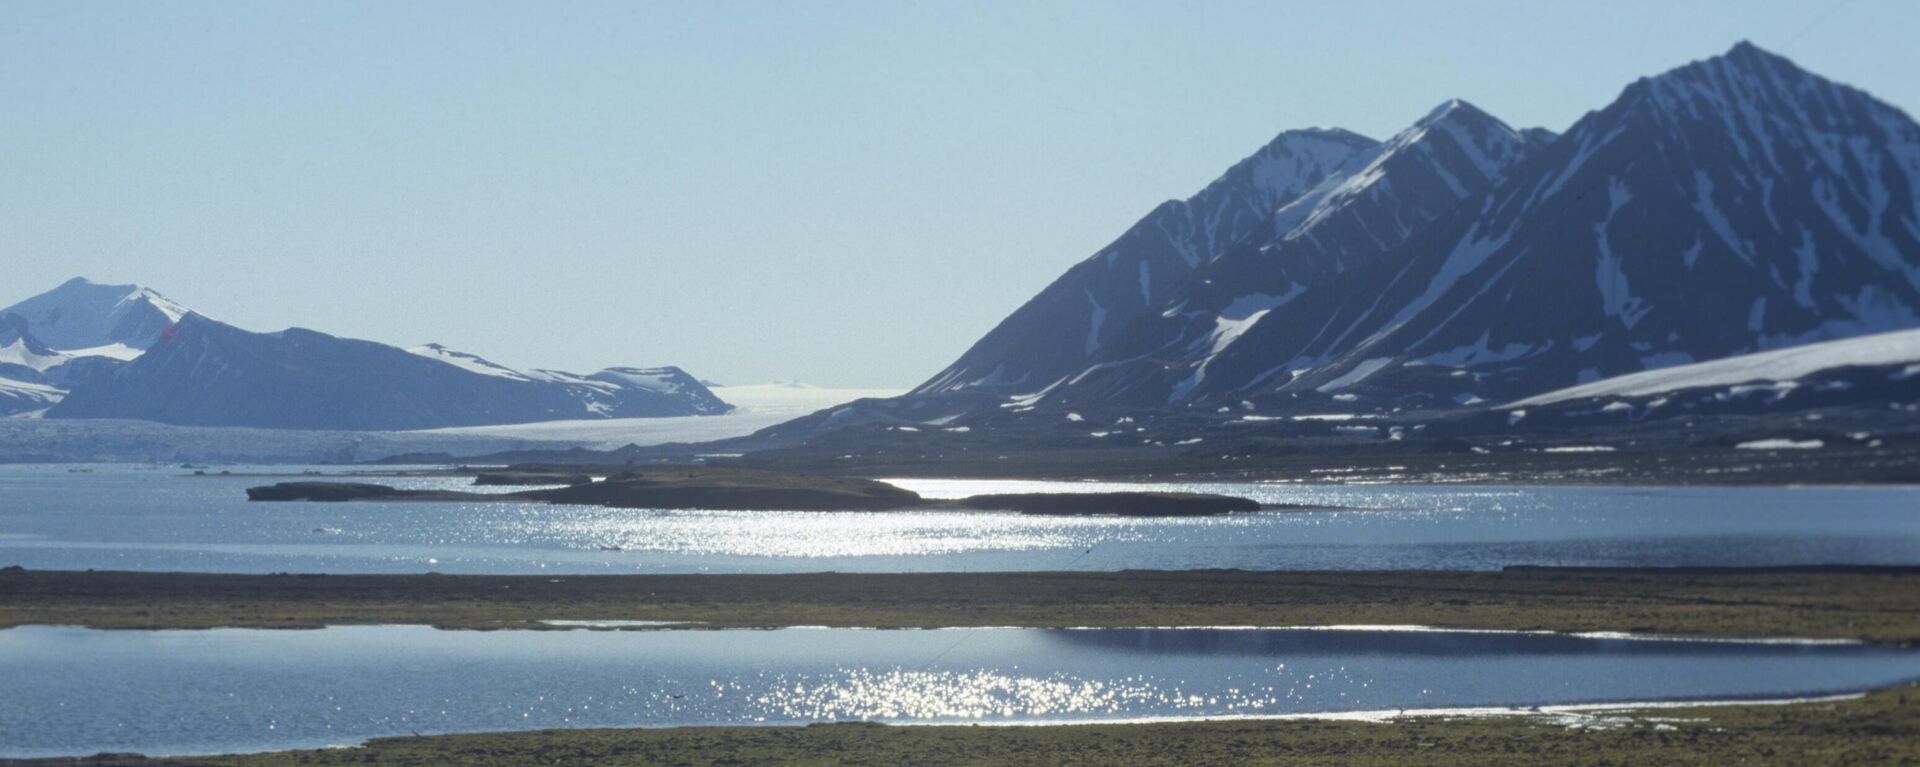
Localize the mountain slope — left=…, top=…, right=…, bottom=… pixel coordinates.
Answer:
left=912, top=128, right=1375, bottom=396
left=1044, top=99, right=1551, bottom=406
left=47, top=315, right=732, bottom=430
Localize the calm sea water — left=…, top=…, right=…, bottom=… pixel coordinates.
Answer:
left=1, top=464, right=1916, bottom=573
left=3, top=626, right=1915, bottom=758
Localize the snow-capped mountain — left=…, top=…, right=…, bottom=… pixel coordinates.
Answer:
left=0, top=277, right=187, bottom=354
left=0, top=278, right=731, bottom=428
left=897, top=42, right=1920, bottom=422
left=1259, top=41, right=1920, bottom=406
left=49, top=315, right=732, bottom=429
left=913, top=128, right=1374, bottom=396
left=1036, top=99, right=1552, bottom=406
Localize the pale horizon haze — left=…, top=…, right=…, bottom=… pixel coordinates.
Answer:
left=5, top=1, right=1917, bottom=387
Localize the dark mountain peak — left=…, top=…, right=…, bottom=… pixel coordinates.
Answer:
left=1621, top=38, right=1888, bottom=128
left=1405, top=98, right=1531, bottom=153
left=910, top=119, right=1374, bottom=396
left=1723, top=39, right=1787, bottom=67
left=1418, top=97, right=1486, bottom=125
left=1202, top=126, right=1379, bottom=207
left=1265, top=125, right=1375, bottom=149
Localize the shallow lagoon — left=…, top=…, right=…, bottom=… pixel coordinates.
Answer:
left=2, top=465, right=1917, bottom=573
left=4, top=625, right=1918, bottom=757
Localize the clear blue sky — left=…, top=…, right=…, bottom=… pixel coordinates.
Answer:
left=4, top=1, right=1916, bottom=387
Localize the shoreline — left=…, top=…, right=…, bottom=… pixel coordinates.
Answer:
left=6, top=566, right=1917, bottom=643
left=7, top=683, right=1917, bottom=766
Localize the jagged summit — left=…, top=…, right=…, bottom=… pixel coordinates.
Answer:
left=795, top=43, right=1920, bottom=445
left=911, top=121, right=1375, bottom=397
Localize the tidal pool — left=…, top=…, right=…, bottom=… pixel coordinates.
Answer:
left=3, top=625, right=1917, bottom=757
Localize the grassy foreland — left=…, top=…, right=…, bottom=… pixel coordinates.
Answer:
left=8, top=685, right=1917, bottom=766
left=4, top=566, right=1917, bottom=643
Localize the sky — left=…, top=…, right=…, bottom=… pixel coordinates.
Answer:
left=4, top=1, right=1917, bottom=388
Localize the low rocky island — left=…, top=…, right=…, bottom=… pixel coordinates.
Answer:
left=244, top=482, right=477, bottom=503
left=244, top=466, right=1266, bottom=515
left=959, top=491, right=1261, bottom=516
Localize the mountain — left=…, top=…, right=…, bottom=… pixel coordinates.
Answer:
left=913, top=128, right=1375, bottom=396
left=0, top=277, right=188, bottom=353
left=890, top=42, right=1920, bottom=424
left=0, top=278, right=732, bottom=429
left=48, top=315, right=732, bottom=430
left=1253, top=41, right=1920, bottom=407
left=1034, top=99, right=1553, bottom=406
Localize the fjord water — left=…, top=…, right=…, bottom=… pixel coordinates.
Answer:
left=4, top=626, right=1917, bottom=758
left=2, top=465, right=1918, bottom=573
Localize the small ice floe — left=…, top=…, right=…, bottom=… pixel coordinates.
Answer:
left=1735, top=438, right=1824, bottom=450
left=1543, top=445, right=1616, bottom=453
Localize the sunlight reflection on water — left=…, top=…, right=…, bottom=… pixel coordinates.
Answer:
left=2, top=466, right=1917, bottom=573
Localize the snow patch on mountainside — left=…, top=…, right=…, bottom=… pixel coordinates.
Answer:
left=408, top=343, right=535, bottom=381
left=1508, top=328, right=1920, bottom=406
left=0, top=340, right=69, bottom=372
left=593, top=367, right=691, bottom=394
left=0, top=376, right=63, bottom=408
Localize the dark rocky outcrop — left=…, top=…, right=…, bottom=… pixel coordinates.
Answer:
left=958, top=492, right=1262, bottom=516
left=244, top=482, right=467, bottom=502
left=473, top=471, right=594, bottom=486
